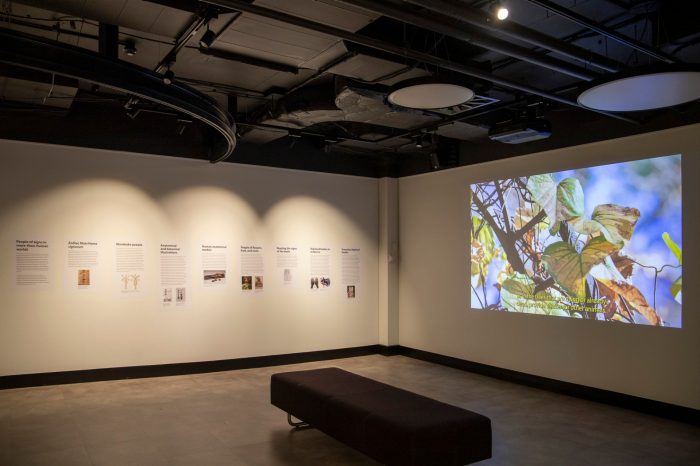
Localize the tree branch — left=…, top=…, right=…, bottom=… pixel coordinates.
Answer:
left=471, top=188, right=526, bottom=274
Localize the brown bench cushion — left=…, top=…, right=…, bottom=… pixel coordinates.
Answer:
left=271, top=367, right=491, bottom=466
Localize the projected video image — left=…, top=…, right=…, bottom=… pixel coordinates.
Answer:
left=470, top=154, right=682, bottom=327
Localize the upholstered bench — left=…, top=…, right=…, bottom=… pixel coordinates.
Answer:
left=270, top=367, right=492, bottom=465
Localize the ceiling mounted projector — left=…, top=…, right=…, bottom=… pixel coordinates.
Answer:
left=488, top=119, right=551, bottom=144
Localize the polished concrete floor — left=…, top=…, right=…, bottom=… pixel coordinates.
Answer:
left=0, top=355, right=698, bottom=466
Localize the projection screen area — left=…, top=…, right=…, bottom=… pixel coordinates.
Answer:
left=470, top=154, right=682, bottom=328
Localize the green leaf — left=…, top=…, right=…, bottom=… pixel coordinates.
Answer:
left=526, top=174, right=557, bottom=226
left=542, top=236, right=619, bottom=298
left=662, top=232, right=682, bottom=265
left=471, top=216, right=498, bottom=282
left=555, top=177, right=584, bottom=224
left=527, top=175, right=584, bottom=235
left=570, top=204, right=640, bottom=247
left=671, top=275, right=682, bottom=303
left=500, top=273, right=558, bottom=315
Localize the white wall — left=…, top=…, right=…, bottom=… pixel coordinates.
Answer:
left=398, top=124, right=700, bottom=409
left=0, top=139, right=379, bottom=376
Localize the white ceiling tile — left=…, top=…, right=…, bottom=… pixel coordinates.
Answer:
left=79, top=0, right=128, bottom=25
left=254, top=0, right=378, bottom=33
left=218, top=16, right=337, bottom=63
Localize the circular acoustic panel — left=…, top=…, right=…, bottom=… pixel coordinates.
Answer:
left=578, top=71, right=700, bottom=112
left=388, top=83, right=474, bottom=110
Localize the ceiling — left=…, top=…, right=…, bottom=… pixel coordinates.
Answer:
left=1, top=0, right=699, bottom=176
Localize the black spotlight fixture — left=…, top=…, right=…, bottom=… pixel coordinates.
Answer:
left=429, top=153, right=440, bottom=170
left=414, top=133, right=425, bottom=149
left=123, top=39, right=137, bottom=57
left=163, top=68, right=175, bottom=85
left=199, top=29, right=216, bottom=49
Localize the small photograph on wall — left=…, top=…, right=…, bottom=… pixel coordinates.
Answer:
left=241, top=275, right=252, bottom=290
left=162, top=287, right=172, bottom=304
left=176, top=287, right=186, bottom=304
left=283, top=268, right=292, bottom=284
left=78, top=269, right=91, bottom=286
left=204, top=269, right=226, bottom=285
left=347, top=285, right=356, bottom=299
left=255, top=275, right=264, bottom=290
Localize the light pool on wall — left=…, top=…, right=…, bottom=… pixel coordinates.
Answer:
left=469, top=154, right=682, bottom=327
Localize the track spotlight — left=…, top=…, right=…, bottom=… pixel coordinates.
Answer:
left=199, top=29, right=216, bottom=49
left=414, top=133, right=425, bottom=149
left=491, top=2, right=509, bottom=21
left=163, top=69, right=175, bottom=85
left=429, top=153, right=440, bottom=170
left=123, top=39, right=137, bottom=56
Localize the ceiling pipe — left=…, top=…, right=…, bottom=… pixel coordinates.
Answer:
left=404, top=0, right=623, bottom=73
left=525, top=0, right=679, bottom=64
left=126, top=8, right=217, bottom=117
left=98, top=24, right=119, bottom=58
left=200, top=0, right=637, bottom=123
left=335, top=0, right=599, bottom=81
left=155, top=11, right=213, bottom=74
left=0, top=28, right=236, bottom=162
left=199, top=47, right=300, bottom=74
left=493, top=11, right=646, bottom=71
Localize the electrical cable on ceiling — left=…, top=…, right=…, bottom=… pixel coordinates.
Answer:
left=41, top=72, right=55, bottom=106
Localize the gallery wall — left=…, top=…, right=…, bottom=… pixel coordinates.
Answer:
left=398, top=123, right=700, bottom=409
left=0, top=139, right=379, bottom=376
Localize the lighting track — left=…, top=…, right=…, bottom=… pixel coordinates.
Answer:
left=0, top=28, right=236, bottom=163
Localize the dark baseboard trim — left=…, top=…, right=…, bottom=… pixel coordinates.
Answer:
left=2, top=343, right=697, bottom=425
left=0, top=345, right=380, bottom=390
left=376, top=345, right=402, bottom=356
left=398, top=346, right=699, bottom=426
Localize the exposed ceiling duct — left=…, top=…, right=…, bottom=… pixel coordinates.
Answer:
left=200, top=0, right=637, bottom=124
left=1, top=0, right=698, bottom=176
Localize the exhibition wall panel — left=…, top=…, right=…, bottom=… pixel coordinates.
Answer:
left=398, top=124, right=700, bottom=409
left=0, top=139, right=379, bottom=376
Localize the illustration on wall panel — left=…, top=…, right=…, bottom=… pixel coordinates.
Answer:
left=240, top=245, right=264, bottom=293
left=115, top=242, right=145, bottom=295
left=202, top=244, right=227, bottom=287
left=309, top=247, right=332, bottom=293
left=160, top=243, right=187, bottom=307
left=66, top=240, right=101, bottom=291
left=469, top=154, right=682, bottom=327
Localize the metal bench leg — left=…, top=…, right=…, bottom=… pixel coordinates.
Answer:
left=287, top=413, right=311, bottom=429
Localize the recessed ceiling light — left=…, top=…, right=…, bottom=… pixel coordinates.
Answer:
left=577, top=66, right=700, bottom=112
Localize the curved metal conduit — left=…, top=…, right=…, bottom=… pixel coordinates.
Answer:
left=0, top=29, right=236, bottom=163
